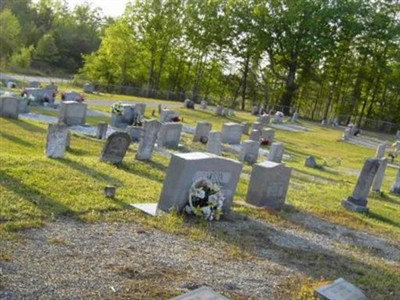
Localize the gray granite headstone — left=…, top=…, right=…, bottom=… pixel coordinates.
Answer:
left=121, top=104, right=136, bottom=124
left=261, top=128, right=275, bottom=143
left=193, top=121, right=212, bottom=142
left=252, top=122, right=262, bottom=132
left=0, top=96, right=20, bottom=119
left=342, top=158, right=380, bottom=212
left=100, top=132, right=131, bottom=164
left=390, top=168, right=400, bottom=195
left=158, top=152, right=243, bottom=213
left=375, top=143, right=386, bottom=158
left=268, top=142, right=284, bottom=163
left=258, top=114, right=270, bottom=125
left=371, top=158, right=387, bottom=192
left=127, top=126, right=144, bottom=143
left=45, top=123, right=69, bottom=158
left=207, top=131, right=222, bottom=155
left=18, top=98, right=29, bottom=114
left=111, top=113, right=126, bottom=128
left=215, top=105, right=223, bottom=116
left=171, top=286, right=229, bottom=300
left=200, top=100, right=207, bottom=110
left=246, top=161, right=291, bottom=209
left=239, top=140, right=259, bottom=164
left=58, top=101, right=87, bottom=126
left=241, top=122, right=250, bottom=135
left=158, top=122, right=182, bottom=148
left=28, top=81, right=40, bottom=88
left=96, top=122, right=108, bottom=139
left=136, top=119, right=161, bottom=160
left=63, top=91, right=82, bottom=101
left=249, top=129, right=261, bottom=142
left=160, top=108, right=179, bottom=123
left=221, top=123, right=242, bottom=144
left=314, top=278, right=367, bottom=300
left=133, top=103, right=146, bottom=116
left=291, top=112, right=299, bottom=122
left=396, top=130, right=400, bottom=140
left=83, top=83, right=94, bottom=93
left=251, top=106, right=258, bottom=115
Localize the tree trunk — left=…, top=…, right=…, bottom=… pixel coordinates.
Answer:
left=241, top=54, right=250, bottom=110
left=280, top=53, right=298, bottom=115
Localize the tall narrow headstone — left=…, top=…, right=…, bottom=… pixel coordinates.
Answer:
left=342, top=158, right=381, bottom=212
left=291, top=112, right=299, bottom=122
left=241, top=122, right=250, bottom=135
left=158, top=152, right=243, bottom=213
left=96, top=122, right=108, bottom=139
left=376, top=143, right=387, bottom=158
left=239, top=140, right=259, bottom=164
left=100, top=132, right=131, bottom=164
left=371, top=158, right=387, bottom=192
left=215, top=105, right=223, bottom=115
left=207, top=131, right=222, bottom=155
left=246, top=161, right=292, bottom=209
left=390, top=168, right=400, bottom=195
left=268, top=142, right=284, bottom=163
left=136, top=119, right=161, bottom=160
left=157, top=122, right=182, bottom=148
left=127, top=126, right=144, bottom=143
left=193, top=121, right=212, bottom=142
left=45, top=123, right=69, bottom=158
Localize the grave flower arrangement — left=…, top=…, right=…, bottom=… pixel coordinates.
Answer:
left=185, top=178, right=225, bottom=221
left=171, top=116, right=181, bottom=122
left=111, top=102, right=124, bottom=115
left=260, top=138, right=270, bottom=146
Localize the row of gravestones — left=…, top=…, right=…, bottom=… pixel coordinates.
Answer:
left=215, top=105, right=235, bottom=116
left=0, top=97, right=30, bottom=118
left=342, top=143, right=400, bottom=212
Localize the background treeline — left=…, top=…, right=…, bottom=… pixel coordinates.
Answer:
left=1, top=0, right=400, bottom=131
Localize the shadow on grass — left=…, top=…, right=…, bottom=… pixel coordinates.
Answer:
left=179, top=209, right=400, bottom=299
left=66, top=147, right=92, bottom=156
left=367, top=211, right=400, bottom=229
left=7, top=118, right=47, bottom=134
left=118, top=159, right=167, bottom=184
left=57, top=158, right=123, bottom=186
left=0, top=170, right=78, bottom=220
left=0, top=131, right=34, bottom=148
left=292, top=168, right=340, bottom=184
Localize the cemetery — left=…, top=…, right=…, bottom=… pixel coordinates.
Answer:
left=1, top=87, right=399, bottom=300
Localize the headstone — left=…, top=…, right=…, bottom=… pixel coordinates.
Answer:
left=291, top=112, right=299, bottom=122
left=183, top=99, right=195, bottom=109
left=28, top=81, right=40, bottom=88
left=343, top=127, right=351, bottom=140
left=136, top=119, right=161, bottom=160
left=45, top=123, right=69, bottom=158
left=160, top=108, right=179, bottom=123
left=121, top=104, right=136, bottom=125
left=222, top=108, right=229, bottom=116
left=83, top=83, right=94, bottom=93
left=268, top=142, right=284, bottom=163
left=170, top=286, right=229, bottom=300
left=261, top=128, right=275, bottom=143
left=111, top=113, right=126, bottom=128
left=274, top=111, right=284, bottom=123
left=305, top=155, right=317, bottom=168
left=252, top=122, right=262, bottom=132
left=390, top=168, right=400, bottom=195
left=375, top=143, right=386, bottom=158
left=227, top=109, right=235, bottom=116
left=246, top=161, right=292, bottom=209
left=66, top=130, right=71, bottom=149
left=63, top=91, right=82, bottom=101
left=157, top=152, right=243, bottom=213
left=58, top=101, right=87, bottom=126
left=314, top=278, right=367, bottom=300
left=249, top=129, right=261, bottom=142
left=342, top=158, right=381, bottom=212
left=371, top=158, right=387, bottom=192
left=321, top=119, right=327, bottom=125
left=215, top=105, right=223, bottom=116
left=200, top=100, right=207, bottom=110
left=127, top=126, right=144, bottom=143
left=251, top=106, right=259, bottom=115
left=258, top=114, right=270, bottom=125
left=18, top=98, right=29, bottom=113
left=396, top=130, right=400, bottom=140
left=221, top=123, right=242, bottom=144
left=157, top=122, right=182, bottom=148
left=0, top=96, right=20, bottom=119
left=134, top=103, right=146, bottom=116
left=100, top=132, right=131, bottom=164
left=193, top=121, right=212, bottom=142
left=96, top=122, right=108, bottom=139
left=6, top=81, right=16, bottom=88
left=239, top=140, right=260, bottom=164
left=241, top=122, right=250, bottom=135
left=207, top=131, right=222, bottom=155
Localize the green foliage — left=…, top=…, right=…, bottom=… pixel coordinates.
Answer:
left=0, top=9, right=22, bottom=59
left=10, top=45, right=34, bottom=68
left=34, top=33, right=59, bottom=63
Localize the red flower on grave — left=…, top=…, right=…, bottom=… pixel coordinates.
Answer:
left=260, top=139, right=270, bottom=146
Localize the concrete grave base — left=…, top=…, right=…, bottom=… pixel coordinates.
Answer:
left=170, top=286, right=229, bottom=300
left=130, top=203, right=166, bottom=217
left=341, top=200, right=369, bottom=213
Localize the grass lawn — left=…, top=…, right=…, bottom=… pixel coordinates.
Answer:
left=1, top=96, right=400, bottom=299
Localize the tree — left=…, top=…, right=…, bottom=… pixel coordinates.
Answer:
left=35, top=33, right=59, bottom=63
left=0, top=9, right=22, bottom=60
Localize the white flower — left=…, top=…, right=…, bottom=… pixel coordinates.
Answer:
left=202, top=206, right=212, bottom=218
left=208, top=194, right=218, bottom=206
left=185, top=205, right=192, bottom=214
left=212, top=183, right=221, bottom=192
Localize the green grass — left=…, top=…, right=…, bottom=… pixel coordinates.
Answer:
left=1, top=98, right=400, bottom=299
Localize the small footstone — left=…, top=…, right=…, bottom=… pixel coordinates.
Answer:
left=170, top=286, right=229, bottom=300
left=314, top=278, right=367, bottom=300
